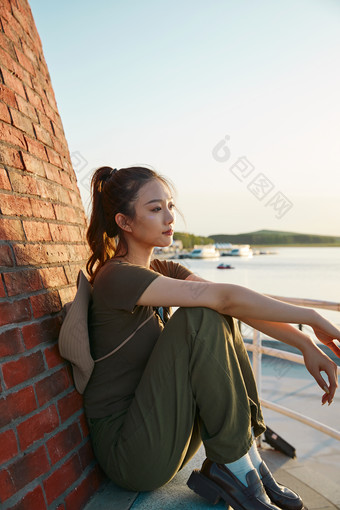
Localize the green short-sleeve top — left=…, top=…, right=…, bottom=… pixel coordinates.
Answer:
left=83, top=258, right=192, bottom=418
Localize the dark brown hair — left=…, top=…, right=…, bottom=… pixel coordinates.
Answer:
left=86, top=166, right=172, bottom=283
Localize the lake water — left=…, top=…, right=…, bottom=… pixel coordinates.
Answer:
left=177, top=247, right=340, bottom=327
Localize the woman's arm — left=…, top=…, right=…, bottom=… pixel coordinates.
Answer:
left=237, top=317, right=338, bottom=404
left=137, top=272, right=339, bottom=403
left=138, top=273, right=337, bottom=335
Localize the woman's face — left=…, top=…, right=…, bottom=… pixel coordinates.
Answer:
left=126, top=178, right=175, bottom=248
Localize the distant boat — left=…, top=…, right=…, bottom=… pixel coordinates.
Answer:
left=225, top=245, right=253, bottom=257
left=217, top=263, right=234, bottom=269
left=189, top=246, right=219, bottom=259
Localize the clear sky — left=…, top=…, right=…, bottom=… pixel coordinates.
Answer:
left=29, top=0, right=340, bottom=237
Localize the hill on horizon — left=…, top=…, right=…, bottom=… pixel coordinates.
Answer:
left=209, top=229, right=340, bottom=245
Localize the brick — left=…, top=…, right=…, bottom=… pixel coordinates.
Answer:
left=0, top=429, right=18, bottom=464
left=52, top=137, right=69, bottom=160
left=3, top=269, right=42, bottom=296
left=43, top=453, right=82, bottom=505
left=34, top=123, right=52, bottom=147
left=42, top=100, right=59, bottom=125
left=0, top=101, right=11, bottom=122
left=0, top=144, right=24, bottom=169
left=0, top=83, right=17, bottom=108
left=23, top=220, right=51, bottom=242
left=0, top=297, right=31, bottom=327
left=58, top=286, right=76, bottom=307
left=51, top=121, right=65, bottom=142
left=37, top=179, right=69, bottom=204
left=7, top=446, right=50, bottom=494
left=53, top=204, right=77, bottom=223
left=25, top=86, right=44, bottom=112
left=62, top=159, right=73, bottom=174
left=14, top=46, right=35, bottom=76
left=30, top=290, right=61, bottom=318
left=0, top=193, right=33, bottom=216
left=7, top=485, right=46, bottom=510
left=0, top=167, right=12, bottom=190
left=46, top=146, right=62, bottom=168
left=0, top=217, right=25, bottom=240
left=68, top=190, right=84, bottom=210
left=68, top=243, right=89, bottom=262
left=9, top=170, right=39, bottom=195
left=15, top=93, right=39, bottom=123
left=2, top=351, right=45, bottom=389
left=0, top=244, right=14, bottom=266
left=49, top=181, right=71, bottom=205
left=0, top=31, right=15, bottom=57
left=35, top=367, right=70, bottom=406
left=63, top=263, right=85, bottom=285
left=24, top=136, right=47, bottom=161
left=44, top=88, right=58, bottom=112
left=0, top=276, right=5, bottom=297
left=1, top=65, right=27, bottom=98
left=0, top=468, right=16, bottom=502
left=22, top=316, right=61, bottom=349
left=0, top=47, right=31, bottom=85
left=46, top=422, right=82, bottom=465
left=49, top=223, right=80, bottom=243
left=1, top=12, right=22, bottom=47
left=0, top=120, right=27, bottom=149
left=58, top=170, right=73, bottom=190
left=0, top=387, right=37, bottom=428
left=64, top=468, right=100, bottom=510
left=0, top=328, right=24, bottom=357
left=17, top=405, right=59, bottom=450
left=21, top=151, right=46, bottom=177
left=37, top=110, right=53, bottom=135
left=12, top=5, right=33, bottom=38
left=44, top=161, right=60, bottom=183
left=21, top=41, right=38, bottom=69
left=44, top=343, right=64, bottom=368
left=10, top=108, right=34, bottom=137
left=29, top=198, right=55, bottom=220
left=11, top=5, right=32, bottom=35
left=39, top=266, right=67, bottom=288
left=31, top=75, right=46, bottom=101
left=57, top=390, right=83, bottom=423
left=13, top=243, right=70, bottom=266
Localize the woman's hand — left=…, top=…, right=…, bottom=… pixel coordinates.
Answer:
left=301, top=341, right=339, bottom=405
left=311, top=314, right=340, bottom=358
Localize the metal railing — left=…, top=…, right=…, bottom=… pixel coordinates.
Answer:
left=243, top=295, right=340, bottom=441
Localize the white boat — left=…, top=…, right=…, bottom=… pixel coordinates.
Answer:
left=189, top=245, right=219, bottom=259
left=228, top=245, right=253, bottom=257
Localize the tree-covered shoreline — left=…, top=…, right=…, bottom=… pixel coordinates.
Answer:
left=174, top=229, right=340, bottom=249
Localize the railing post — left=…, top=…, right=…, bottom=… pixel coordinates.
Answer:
left=252, top=328, right=262, bottom=447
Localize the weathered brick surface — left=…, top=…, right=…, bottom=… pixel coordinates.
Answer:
left=0, top=1, right=100, bottom=508
left=3, top=269, right=42, bottom=296
left=0, top=429, right=18, bottom=464
left=17, top=405, right=59, bottom=450
left=0, top=328, right=24, bottom=357
left=7, top=485, right=46, bottom=510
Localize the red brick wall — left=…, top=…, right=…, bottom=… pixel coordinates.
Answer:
left=0, top=1, right=102, bottom=508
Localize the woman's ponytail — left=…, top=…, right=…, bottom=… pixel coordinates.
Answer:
left=86, top=167, right=117, bottom=284
left=86, top=165, right=173, bottom=284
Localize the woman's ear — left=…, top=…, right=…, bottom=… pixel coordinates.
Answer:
left=115, top=213, right=132, bottom=232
